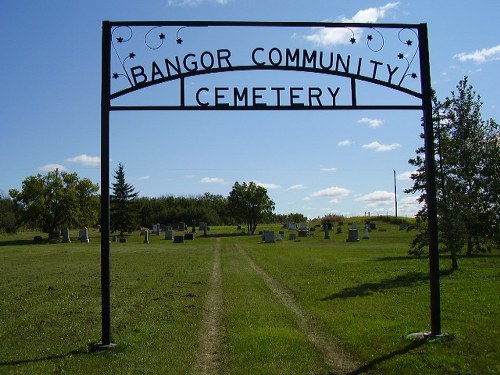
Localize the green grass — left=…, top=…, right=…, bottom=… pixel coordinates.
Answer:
left=1, top=224, right=498, bottom=374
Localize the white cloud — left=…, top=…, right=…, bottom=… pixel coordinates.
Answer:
left=253, top=181, right=281, bottom=190
left=66, top=154, right=100, bottom=167
left=454, top=45, right=500, bottom=63
left=309, top=186, right=351, bottom=202
left=362, top=141, right=401, bottom=152
left=286, top=184, right=306, bottom=191
left=39, top=164, right=67, bottom=172
left=338, top=140, right=352, bottom=147
left=397, top=171, right=415, bottom=180
left=320, top=167, right=337, bottom=172
left=398, top=195, right=422, bottom=217
left=358, top=117, right=383, bottom=128
left=356, top=190, right=394, bottom=202
left=304, top=2, right=399, bottom=46
left=134, top=176, right=151, bottom=181
left=200, top=177, right=225, bottom=184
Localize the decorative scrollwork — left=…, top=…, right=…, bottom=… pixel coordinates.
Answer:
left=397, top=27, right=419, bottom=85
left=366, top=27, right=384, bottom=52
left=111, top=26, right=188, bottom=87
left=176, top=26, right=187, bottom=45
left=346, top=27, right=357, bottom=44
left=111, top=26, right=135, bottom=85
left=145, top=26, right=167, bottom=50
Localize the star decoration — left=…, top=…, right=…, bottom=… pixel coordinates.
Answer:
left=406, top=39, right=413, bottom=46
left=398, top=53, right=404, bottom=59
left=112, top=73, right=119, bottom=79
left=350, top=37, right=356, bottom=44
left=159, top=33, right=166, bottom=40
left=367, top=35, right=373, bottom=41
left=129, top=52, right=136, bottom=59
left=116, top=37, right=124, bottom=43
left=411, top=73, right=418, bottom=79
left=176, top=38, right=183, bottom=45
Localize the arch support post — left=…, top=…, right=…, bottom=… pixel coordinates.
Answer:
left=419, top=23, right=441, bottom=337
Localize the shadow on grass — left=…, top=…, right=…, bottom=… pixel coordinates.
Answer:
left=373, top=255, right=422, bottom=262
left=0, top=239, right=48, bottom=247
left=0, top=348, right=90, bottom=367
left=346, top=340, right=427, bottom=374
left=320, top=269, right=454, bottom=301
left=375, top=253, right=500, bottom=262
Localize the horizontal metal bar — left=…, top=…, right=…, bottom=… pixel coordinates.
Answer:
left=106, top=20, right=422, bottom=29
left=110, top=105, right=423, bottom=111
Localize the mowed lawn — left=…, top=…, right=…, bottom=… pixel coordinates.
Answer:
left=0, top=224, right=498, bottom=374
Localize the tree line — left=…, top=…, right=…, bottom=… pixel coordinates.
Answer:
left=2, top=165, right=307, bottom=235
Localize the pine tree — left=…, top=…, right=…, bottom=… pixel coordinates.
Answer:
left=406, top=77, right=499, bottom=267
left=111, top=163, right=138, bottom=236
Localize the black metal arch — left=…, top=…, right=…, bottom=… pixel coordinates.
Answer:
left=99, top=20, right=440, bottom=349
left=111, top=65, right=423, bottom=102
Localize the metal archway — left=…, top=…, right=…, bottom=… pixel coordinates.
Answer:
left=98, top=21, right=440, bottom=348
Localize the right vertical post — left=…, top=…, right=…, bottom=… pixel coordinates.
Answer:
left=418, top=23, right=441, bottom=336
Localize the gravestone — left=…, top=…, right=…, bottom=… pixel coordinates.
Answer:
left=346, top=228, right=359, bottom=242
left=362, top=226, right=370, bottom=239
left=33, top=236, right=43, bottom=244
left=173, top=235, right=184, bottom=243
left=336, top=226, right=343, bottom=234
left=144, top=230, right=149, bottom=243
left=298, top=230, right=309, bottom=237
left=323, top=224, right=330, bottom=239
left=286, top=223, right=297, bottom=230
left=184, top=233, right=195, bottom=240
left=62, top=228, right=71, bottom=243
left=165, top=230, right=174, bottom=240
left=288, top=233, right=297, bottom=241
left=263, top=230, right=275, bottom=243
left=79, top=227, right=90, bottom=243
left=152, top=223, right=160, bottom=235
left=178, top=222, right=186, bottom=231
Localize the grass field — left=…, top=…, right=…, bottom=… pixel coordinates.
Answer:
left=1, top=222, right=499, bottom=374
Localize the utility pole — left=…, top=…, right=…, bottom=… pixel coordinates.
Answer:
left=393, top=169, right=398, bottom=220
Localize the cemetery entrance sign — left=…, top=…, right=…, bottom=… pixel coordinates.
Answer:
left=100, top=21, right=440, bottom=348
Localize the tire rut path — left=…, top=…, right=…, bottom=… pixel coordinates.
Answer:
left=191, top=239, right=224, bottom=375
left=236, top=243, right=361, bottom=374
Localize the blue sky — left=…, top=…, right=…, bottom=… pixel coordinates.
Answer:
left=1, top=0, right=499, bottom=219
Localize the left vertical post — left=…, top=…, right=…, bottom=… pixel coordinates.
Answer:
left=96, top=20, right=115, bottom=350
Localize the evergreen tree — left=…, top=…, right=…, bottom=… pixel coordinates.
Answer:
left=406, top=77, right=499, bottom=267
left=110, top=163, right=138, bottom=236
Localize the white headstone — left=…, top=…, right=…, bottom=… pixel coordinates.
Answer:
left=144, top=230, right=149, bottom=243
left=79, top=227, right=89, bottom=243
left=362, top=226, right=370, bottom=239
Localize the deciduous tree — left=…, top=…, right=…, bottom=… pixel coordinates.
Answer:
left=9, top=169, right=99, bottom=235
left=227, top=181, right=275, bottom=234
